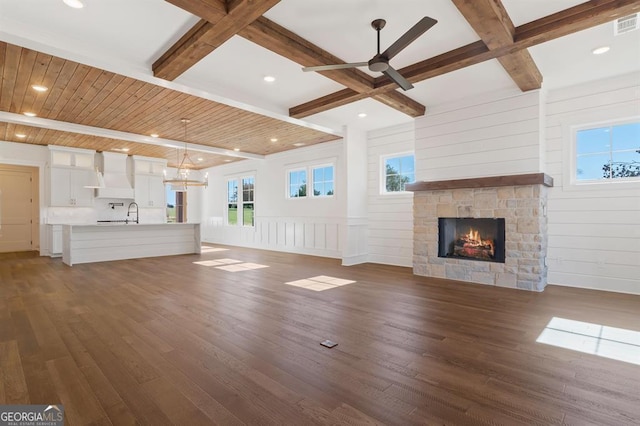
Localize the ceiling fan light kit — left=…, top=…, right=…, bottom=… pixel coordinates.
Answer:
left=302, top=16, right=437, bottom=91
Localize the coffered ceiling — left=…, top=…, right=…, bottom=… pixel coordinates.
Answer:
left=0, top=0, right=639, bottom=169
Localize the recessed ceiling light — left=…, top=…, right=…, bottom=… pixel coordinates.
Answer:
left=293, top=142, right=305, bottom=147
left=113, top=148, right=130, bottom=152
left=63, top=0, right=84, bottom=8
left=197, top=157, right=204, bottom=162
left=358, top=112, right=367, bottom=118
left=150, top=133, right=159, bottom=138
left=15, top=133, right=26, bottom=138
left=31, top=85, right=48, bottom=92
left=23, top=112, right=37, bottom=117
left=224, top=159, right=232, bottom=162
left=263, top=75, right=276, bottom=83
left=592, top=46, right=610, bottom=55
left=270, top=137, right=278, bottom=142
left=233, top=148, right=240, bottom=152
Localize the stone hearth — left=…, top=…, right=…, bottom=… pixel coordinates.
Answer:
left=407, top=174, right=552, bottom=291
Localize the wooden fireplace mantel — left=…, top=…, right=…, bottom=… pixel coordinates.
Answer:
left=405, top=173, right=553, bottom=191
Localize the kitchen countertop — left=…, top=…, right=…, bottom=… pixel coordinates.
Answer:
left=73, top=222, right=199, bottom=227
left=62, top=223, right=201, bottom=266
left=51, top=222, right=198, bottom=227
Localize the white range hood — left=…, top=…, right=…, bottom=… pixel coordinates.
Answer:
left=96, top=152, right=134, bottom=199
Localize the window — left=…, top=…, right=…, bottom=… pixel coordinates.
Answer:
left=383, top=153, right=415, bottom=192
left=287, top=164, right=335, bottom=198
left=575, top=121, right=640, bottom=181
left=227, top=180, right=238, bottom=225
left=242, top=177, right=254, bottom=227
left=288, top=169, right=307, bottom=198
left=312, top=165, right=334, bottom=196
left=227, top=176, right=255, bottom=226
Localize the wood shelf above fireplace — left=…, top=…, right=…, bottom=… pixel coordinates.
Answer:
left=405, top=173, right=553, bottom=191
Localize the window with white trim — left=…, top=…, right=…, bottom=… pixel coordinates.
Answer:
left=382, top=153, right=415, bottom=193
left=287, top=164, right=335, bottom=198
left=227, top=179, right=238, bottom=225
left=242, top=176, right=255, bottom=227
left=312, top=165, right=334, bottom=196
left=288, top=169, right=307, bottom=198
left=227, top=176, right=255, bottom=226
left=575, top=121, right=640, bottom=181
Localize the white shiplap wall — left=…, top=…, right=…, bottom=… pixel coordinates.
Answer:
left=367, top=123, right=414, bottom=267
left=415, top=90, right=544, bottom=181
left=545, top=72, right=640, bottom=295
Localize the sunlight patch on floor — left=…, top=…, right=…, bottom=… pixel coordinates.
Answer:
left=200, top=246, right=230, bottom=253
left=193, top=258, right=242, bottom=266
left=215, top=262, right=269, bottom=272
left=536, top=317, right=640, bottom=366
left=285, top=275, right=356, bottom=291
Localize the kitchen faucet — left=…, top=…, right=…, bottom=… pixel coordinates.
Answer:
left=127, top=202, right=139, bottom=224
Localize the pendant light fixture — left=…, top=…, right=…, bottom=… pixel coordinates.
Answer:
left=162, top=118, right=208, bottom=191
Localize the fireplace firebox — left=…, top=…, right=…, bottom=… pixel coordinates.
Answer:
left=438, top=218, right=505, bottom=263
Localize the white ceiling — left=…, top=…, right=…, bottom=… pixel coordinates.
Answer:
left=1, top=0, right=639, bottom=135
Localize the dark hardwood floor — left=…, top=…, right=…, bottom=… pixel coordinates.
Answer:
left=1, top=246, right=639, bottom=425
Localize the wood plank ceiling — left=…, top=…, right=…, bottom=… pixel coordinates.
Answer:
left=156, top=0, right=640, bottom=118
left=0, top=42, right=340, bottom=170
left=0, top=122, right=244, bottom=169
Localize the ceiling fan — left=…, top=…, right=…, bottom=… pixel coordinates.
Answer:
left=302, top=16, right=437, bottom=91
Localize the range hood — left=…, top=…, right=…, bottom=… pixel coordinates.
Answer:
left=96, top=152, right=134, bottom=199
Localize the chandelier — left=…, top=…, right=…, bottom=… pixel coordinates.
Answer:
left=163, top=118, right=208, bottom=190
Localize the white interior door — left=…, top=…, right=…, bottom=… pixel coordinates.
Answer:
left=0, top=168, right=33, bottom=252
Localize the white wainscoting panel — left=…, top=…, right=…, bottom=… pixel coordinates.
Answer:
left=202, top=216, right=343, bottom=259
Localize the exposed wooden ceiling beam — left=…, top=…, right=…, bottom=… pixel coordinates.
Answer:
left=153, top=0, right=281, bottom=80
left=289, top=89, right=369, bottom=119
left=292, top=0, right=640, bottom=118
left=238, top=17, right=426, bottom=117
left=451, top=0, right=542, bottom=91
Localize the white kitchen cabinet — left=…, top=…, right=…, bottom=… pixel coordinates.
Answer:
left=50, top=167, right=94, bottom=206
left=133, top=156, right=166, bottom=176
left=133, top=156, right=167, bottom=208
left=135, top=174, right=165, bottom=208
left=49, top=146, right=95, bottom=207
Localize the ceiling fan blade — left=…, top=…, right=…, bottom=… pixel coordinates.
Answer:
left=383, top=66, right=414, bottom=91
left=302, top=62, right=368, bottom=72
left=381, top=16, right=437, bottom=60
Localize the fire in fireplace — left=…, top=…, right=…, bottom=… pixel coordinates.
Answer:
left=438, top=218, right=506, bottom=263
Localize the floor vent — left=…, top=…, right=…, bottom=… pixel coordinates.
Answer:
left=614, top=13, right=639, bottom=35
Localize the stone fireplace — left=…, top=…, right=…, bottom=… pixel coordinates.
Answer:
left=407, top=173, right=553, bottom=291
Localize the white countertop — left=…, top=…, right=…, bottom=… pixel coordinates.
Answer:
left=59, top=222, right=199, bottom=227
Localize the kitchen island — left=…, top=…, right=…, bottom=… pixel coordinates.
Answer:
left=62, top=223, right=201, bottom=266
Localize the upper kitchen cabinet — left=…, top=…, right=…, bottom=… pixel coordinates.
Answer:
left=48, top=146, right=95, bottom=207
left=133, top=156, right=167, bottom=208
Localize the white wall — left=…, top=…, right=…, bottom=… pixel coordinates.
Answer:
left=367, top=123, right=415, bottom=267
left=415, top=90, right=544, bottom=180
left=0, top=141, right=168, bottom=255
left=200, top=140, right=346, bottom=258
left=342, top=126, right=369, bottom=265
left=545, top=72, right=640, bottom=295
